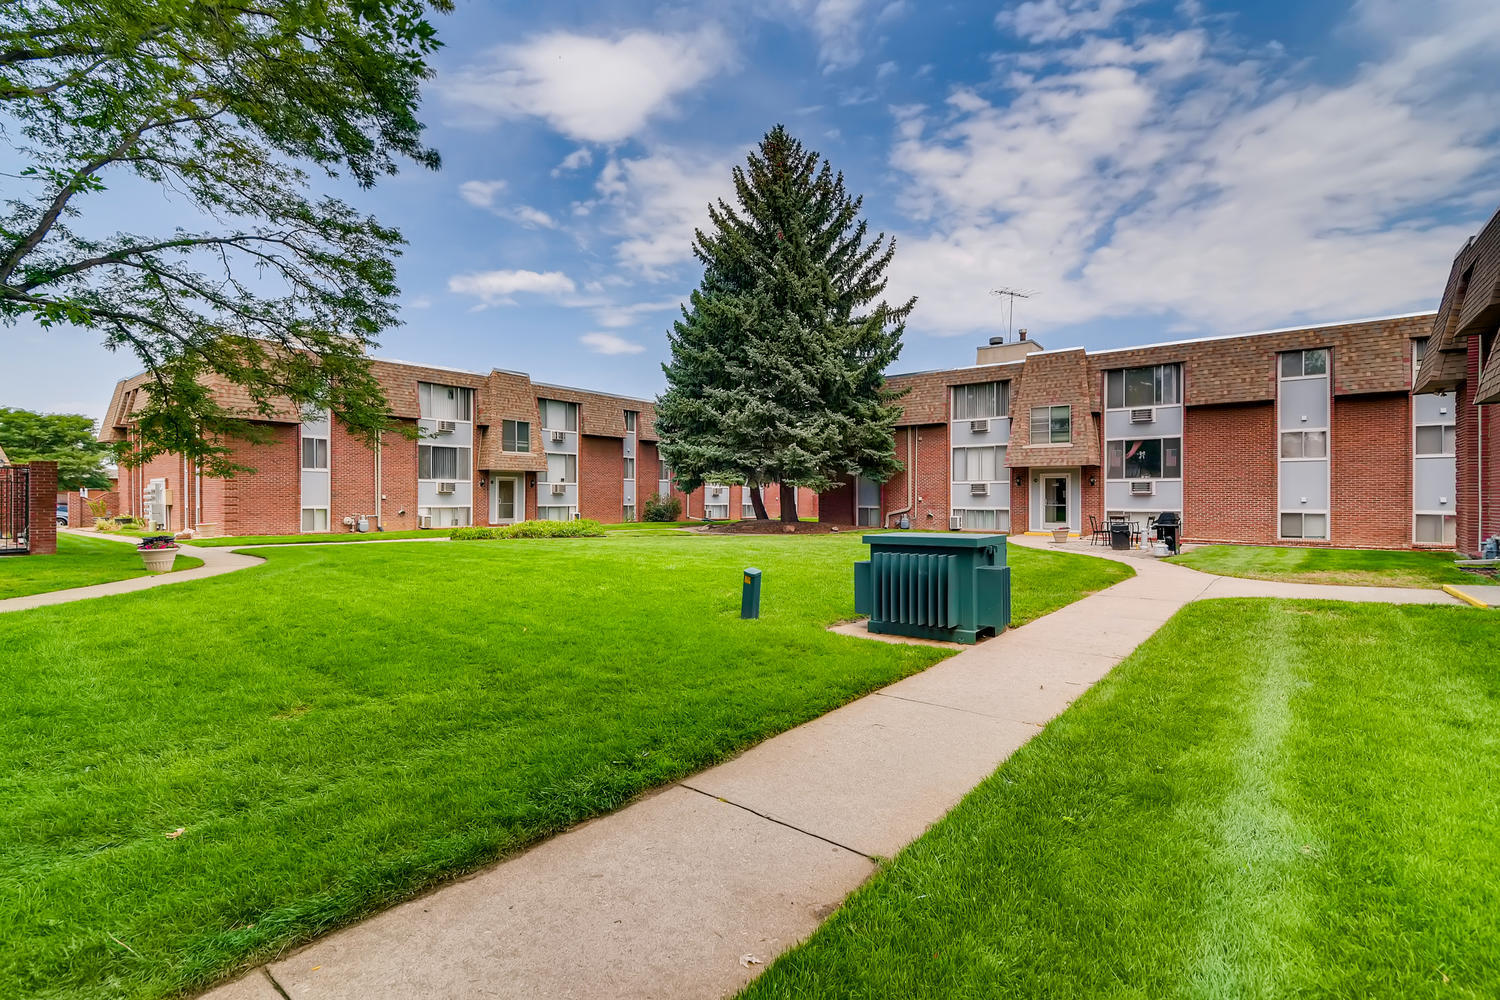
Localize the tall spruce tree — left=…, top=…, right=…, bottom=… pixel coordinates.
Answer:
left=655, top=125, right=911, bottom=522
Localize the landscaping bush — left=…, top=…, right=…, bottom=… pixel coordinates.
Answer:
left=450, top=519, right=606, bottom=540
left=641, top=492, right=682, bottom=522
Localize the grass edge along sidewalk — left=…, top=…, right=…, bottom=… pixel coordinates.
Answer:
left=740, top=598, right=1500, bottom=1000
left=0, top=535, right=1125, bottom=1000
left=1167, top=543, right=1476, bottom=589
left=0, top=532, right=203, bottom=599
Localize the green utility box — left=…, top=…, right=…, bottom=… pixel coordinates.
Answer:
left=854, top=533, right=1010, bottom=644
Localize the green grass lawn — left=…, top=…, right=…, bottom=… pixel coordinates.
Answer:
left=0, top=534, right=203, bottom=599
left=0, top=535, right=1124, bottom=1000
left=741, top=599, right=1500, bottom=999
left=185, top=528, right=440, bottom=547
left=1168, top=543, right=1476, bottom=588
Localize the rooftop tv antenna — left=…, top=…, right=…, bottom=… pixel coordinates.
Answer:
left=989, top=287, right=1036, bottom=341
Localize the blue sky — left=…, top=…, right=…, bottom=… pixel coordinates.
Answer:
left=5, top=0, right=1500, bottom=421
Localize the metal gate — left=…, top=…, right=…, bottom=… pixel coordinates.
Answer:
left=0, top=465, right=29, bottom=554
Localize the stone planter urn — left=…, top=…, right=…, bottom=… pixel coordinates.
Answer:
left=138, top=541, right=179, bottom=573
left=1050, top=527, right=1070, bottom=544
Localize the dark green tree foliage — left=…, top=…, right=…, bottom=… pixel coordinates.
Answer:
left=0, top=407, right=114, bottom=490
left=655, top=125, right=911, bottom=521
left=0, top=0, right=450, bottom=475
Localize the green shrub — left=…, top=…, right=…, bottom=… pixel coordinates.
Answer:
left=450, top=519, right=606, bottom=541
left=641, top=493, right=682, bottom=522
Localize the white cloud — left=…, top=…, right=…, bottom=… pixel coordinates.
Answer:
left=442, top=27, right=735, bottom=143
left=593, top=148, right=738, bottom=279
left=511, top=205, right=559, bottom=229
left=997, top=0, right=1139, bottom=43
left=810, top=0, right=873, bottom=71
left=875, top=60, right=899, bottom=80
left=552, top=147, right=594, bottom=176
left=889, top=4, right=1500, bottom=338
left=406, top=295, right=433, bottom=310
left=581, top=332, right=647, bottom=355
left=590, top=298, right=683, bottom=328
left=447, top=269, right=577, bottom=307
left=458, top=179, right=506, bottom=208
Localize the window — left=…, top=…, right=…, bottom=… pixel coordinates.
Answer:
left=742, top=486, right=759, bottom=518
left=1279, top=349, right=1329, bottom=378
left=420, top=505, right=470, bottom=528
left=301, top=436, right=329, bottom=470
left=952, top=381, right=1009, bottom=420
left=1030, top=405, right=1071, bottom=444
left=952, top=445, right=1005, bottom=482
left=539, top=399, right=578, bottom=431
left=537, top=506, right=573, bottom=522
left=1413, top=337, right=1428, bottom=378
left=418, top=383, right=473, bottom=421
left=544, top=453, right=578, bottom=483
left=418, top=445, right=471, bottom=481
left=301, top=507, right=329, bottom=532
left=954, top=509, right=1009, bottom=532
left=623, top=457, right=635, bottom=480
left=1279, top=431, right=1328, bottom=459
left=501, top=420, right=530, bottom=453
left=1105, top=364, right=1181, bottom=409
left=624, top=410, right=637, bottom=432
left=1414, top=425, right=1456, bottom=456
left=1106, top=438, right=1181, bottom=479
left=1280, top=512, right=1326, bottom=540
left=1414, top=513, right=1455, bottom=546
left=623, top=504, right=636, bottom=522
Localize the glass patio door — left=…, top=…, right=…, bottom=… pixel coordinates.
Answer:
left=493, top=476, right=519, bottom=524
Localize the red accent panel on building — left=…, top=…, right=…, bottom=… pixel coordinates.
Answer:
left=1183, top=402, right=1278, bottom=545
left=1331, top=394, right=1412, bottom=549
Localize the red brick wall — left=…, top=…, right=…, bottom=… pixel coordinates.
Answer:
left=220, top=425, right=301, bottom=536
left=1081, top=468, right=1103, bottom=533
left=1183, top=402, right=1278, bottom=544
left=579, top=434, right=624, bottom=522
left=820, top=477, right=857, bottom=525
left=378, top=422, right=420, bottom=531
left=1331, top=394, right=1411, bottom=548
left=1010, top=473, right=1028, bottom=533
left=881, top=424, right=950, bottom=529
left=329, top=416, right=380, bottom=529
left=63, top=489, right=120, bottom=526
left=27, top=461, right=58, bottom=554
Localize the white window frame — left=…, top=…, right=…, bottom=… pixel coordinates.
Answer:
left=951, top=381, right=1009, bottom=421
left=1277, top=349, right=1330, bottom=541
left=539, top=399, right=579, bottom=432
left=300, top=434, right=329, bottom=471
left=951, top=508, right=1009, bottom=532
left=418, top=444, right=473, bottom=483
left=623, top=457, right=636, bottom=481
left=1412, top=512, right=1456, bottom=547
left=418, top=382, right=473, bottom=422
left=622, top=504, right=636, bottom=523
left=300, top=507, right=329, bottom=533
left=1413, top=424, right=1456, bottom=457
left=855, top=476, right=880, bottom=527
left=741, top=485, right=759, bottom=519
left=417, top=505, right=471, bottom=528
left=1105, top=437, right=1182, bottom=481
left=1104, top=363, right=1181, bottom=410
left=501, top=419, right=530, bottom=453
left=1278, top=430, right=1329, bottom=461
left=1029, top=405, right=1072, bottom=445
left=951, top=445, right=1006, bottom=483
left=1279, top=348, right=1330, bottom=380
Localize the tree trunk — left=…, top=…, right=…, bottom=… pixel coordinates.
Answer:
left=750, top=485, right=770, bottom=520
left=779, top=482, right=799, bottom=523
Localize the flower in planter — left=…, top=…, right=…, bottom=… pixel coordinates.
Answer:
left=137, top=535, right=178, bottom=550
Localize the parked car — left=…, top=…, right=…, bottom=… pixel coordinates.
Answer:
left=56, top=502, right=68, bottom=527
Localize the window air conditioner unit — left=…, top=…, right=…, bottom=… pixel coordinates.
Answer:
left=949, top=514, right=963, bottom=530
left=1130, top=480, right=1155, bottom=496
left=437, top=481, right=456, bottom=494
left=419, top=514, right=433, bottom=528
left=1129, top=407, right=1154, bottom=423
left=968, top=418, right=990, bottom=434
left=550, top=429, right=566, bottom=443
left=550, top=483, right=566, bottom=496
left=970, top=482, right=989, bottom=496
left=437, top=419, right=457, bottom=434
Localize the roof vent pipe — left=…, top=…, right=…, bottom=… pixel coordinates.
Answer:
left=1018, top=328, right=1028, bottom=341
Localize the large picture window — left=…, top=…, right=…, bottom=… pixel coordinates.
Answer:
left=1106, top=438, right=1181, bottom=479
left=1105, top=364, right=1180, bottom=409
left=418, top=445, right=471, bottom=481
left=1029, top=405, right=1071, bottom=445
left=418, top=383, right=473, bottom=421
left=952, top=445, right=1005, bottom=482
left=952, top=381, right=1009, bottom=420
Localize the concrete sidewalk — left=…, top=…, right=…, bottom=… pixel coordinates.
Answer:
left=0, top=529, right=262, bottom=615
left=200, top=541, right=1457, bottom=1000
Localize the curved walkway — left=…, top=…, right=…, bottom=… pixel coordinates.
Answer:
left=0, top=530, right=263, bottom=615
left=199, top=537, right=1462, bottom=1000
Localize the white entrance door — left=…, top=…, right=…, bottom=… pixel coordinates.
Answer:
left=1042, top=475, right=1069, bottom=529
left=491, top=475, right=521, bottom=524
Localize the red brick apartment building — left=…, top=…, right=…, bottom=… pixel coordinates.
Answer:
left=98, top=209, right=1500, bottom=552
left=101, top=361, right=816, bottom=535
left=815, top=312, right=1466, bottom=551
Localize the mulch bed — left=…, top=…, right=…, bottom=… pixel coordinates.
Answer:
left=701, top=520, right=850, bottom=534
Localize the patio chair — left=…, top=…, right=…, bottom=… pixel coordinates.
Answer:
left=1088, top=515, right=1111, bottom=547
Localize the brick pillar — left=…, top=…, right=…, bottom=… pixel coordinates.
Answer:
left=28, top=460, right=58, bottom=555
